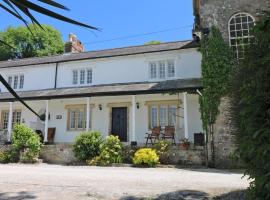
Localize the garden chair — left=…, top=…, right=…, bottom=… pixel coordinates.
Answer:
left=162, top=126, right=176, bottom=145
left=145, top=126, right=161, bottom=146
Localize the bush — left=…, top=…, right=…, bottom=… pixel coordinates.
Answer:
left=153, top=140, right=172, bottom=164
left=133, top=148, right=159, bottom=167
left=230, top=11, right=270, bottom=199
left=73, top=131, right=103, bottom=162
left=12, top=124, right=42, bottom=163
left=88, top=135, right=123, bottom=166
left=0, top=150, right=9, bottom=163
left=122, top=146, right=139, bottom=164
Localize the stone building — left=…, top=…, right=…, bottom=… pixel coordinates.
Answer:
left=193, top=0, right=269, bottom=167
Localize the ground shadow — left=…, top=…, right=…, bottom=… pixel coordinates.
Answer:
left=0, top=191, right=36, bottom=200
left=119, top=189, right=247, bottom=200
left=175, top=167, right=245, bottom=175
left=119, top=190, right=209, bottom=200
left=213, top=190, right=246, bottom=200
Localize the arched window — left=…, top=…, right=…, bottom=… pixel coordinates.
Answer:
left=229, top=13, right=255, bottom=59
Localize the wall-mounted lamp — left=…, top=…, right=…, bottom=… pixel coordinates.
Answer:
left=98, top=104, right=102, bottom=110
left=136, top=102, right=140, bottom=109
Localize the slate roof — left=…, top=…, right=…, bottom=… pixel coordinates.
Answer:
left=0, top=40, right=198, bottom=68
left=0, top=78, right=202, bottom=102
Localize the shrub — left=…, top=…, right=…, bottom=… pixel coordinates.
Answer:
left=12, top=124, right=42, bottom=163
left=133, top=148, right=159, bottom=167
left=73, top=131, right=103, bottom=162
left=153, top=140, right=172, bottom=164
left=122, top=146, right=139, bottom=164
left=0, top=150, right=9, bottom=163
left=230, top=11, right=270, bottom=199
left=88, top=135, right=123, bottom=166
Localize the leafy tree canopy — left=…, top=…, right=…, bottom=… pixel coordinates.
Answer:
left=0, top=24, right=64, bottom=61
left=144, top=40, right=162, bottom=45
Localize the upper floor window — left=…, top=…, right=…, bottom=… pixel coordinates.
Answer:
left=149, top=60, right=175, bottom=80
left=72, top=68, right=92, bottom=85
left=229, top=12, right=255, bottom=59
left=7, top=74, right=24, bottom=90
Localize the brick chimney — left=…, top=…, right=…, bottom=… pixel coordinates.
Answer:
left=64, top=33, right=84, bottom=53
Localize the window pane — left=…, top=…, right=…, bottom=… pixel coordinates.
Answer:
left=70, top=110, right=76, bottom=129
left=150, top=106, right=158, bottom=128
left=80, top=70, right=85, bottom=84
left=150, top=62, right=157, bottom=79
left=168, top=106, right=177, bottom=126
left=159, top=61, right=166, bottom=79
left=87, top=69, right=92, bottom=84
left=159, top=106, right=167, bottom=128
left=3, top=111, right=9, bottom=130
left=72, top=70, right=78, bottom=85
left=13, top=76, right=18, bottom=89
left=167, top=60, right=175, bottom=78
left=77, top=110, right=83, bottom=128
left=8, top=76, right=12, bottom=86
left=19, top=75, right=24, bottom=89
left=229, top=13, right=255, bottom=59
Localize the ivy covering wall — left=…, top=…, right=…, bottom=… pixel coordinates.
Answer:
left=199, top=26, right=234, bottom=163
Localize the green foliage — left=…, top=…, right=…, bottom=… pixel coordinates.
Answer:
left=0, top=24, right=64, bottom=61
left=153, top=140, right=171, bottom=156
left=0, top=150, right=10, bottom=163
left=144, top=40, right=162, bottom=45
left=12, top=124, right=42, bottom=163
left=133, top=148, right=159, bottom=167
left=88, top=135, right=123, bottom=166
left=122, top=146, right=139, bottom=164
left=199, top=26, right=235, bottom=135
left=153, top=140, right=172, bottom=164
left=230, top=11, right=270, bottom=200
left=73, top=131, right=103, bottom=162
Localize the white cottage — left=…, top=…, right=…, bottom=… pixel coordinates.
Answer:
left=0, top=39, right=203, bottom=145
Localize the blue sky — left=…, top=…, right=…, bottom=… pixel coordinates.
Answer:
left=0, top=0, right=194, bottom=51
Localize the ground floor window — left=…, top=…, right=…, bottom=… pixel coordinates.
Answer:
left=149, top=103, right=178, bottom=129
left=1, top=110, right=21, bottom=130
left=66, top=105, right=91, bottom=131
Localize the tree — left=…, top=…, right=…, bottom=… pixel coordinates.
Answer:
left=199, top=26, right=235, bottom=165
left=230, top=10, right=270, bottom=200
left=0, top=0, right=98, bottom=118
left=144, top=40, right=162, bottom=45
left=0, top=24, right=64, bottom=61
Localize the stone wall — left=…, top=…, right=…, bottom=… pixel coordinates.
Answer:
left=40, top=144, right=205, bottom=166
left=40, top=144, right=79, bottom=165
left=210, top=98, right=242, bottom=168
left=199, top=0, right=269, bottom=41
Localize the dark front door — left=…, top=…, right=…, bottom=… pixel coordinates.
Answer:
left=111, top=107, right=127, bottom=142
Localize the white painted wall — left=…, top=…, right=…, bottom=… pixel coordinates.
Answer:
left=0, top=48, right=201, bottom=92
left=0, top=94, right=203, bottom=144
left=0, top=64, right=56, bottom=92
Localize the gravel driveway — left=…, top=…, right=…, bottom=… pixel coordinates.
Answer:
left=0, top=164, right=249, bottom=200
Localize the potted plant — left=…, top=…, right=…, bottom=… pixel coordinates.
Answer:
left=179, top=138, right=190, bottom=150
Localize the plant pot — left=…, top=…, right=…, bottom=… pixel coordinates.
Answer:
left=179, top=143, right=190, bottom=150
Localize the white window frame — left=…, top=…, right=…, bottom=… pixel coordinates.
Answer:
left=149, top=59, right=176, bottom=80
left=19, top=75, right=24, bottom=89
left=228, top=12, right=256, bottom=59
left=7, top=74, right=24, bottom=90
left=72, top=70, right=78, bottom=85
left=72, top=68, right=93, bottom=86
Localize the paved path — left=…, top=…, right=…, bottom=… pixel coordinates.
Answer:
left=0, top=164, right=249, bottom=200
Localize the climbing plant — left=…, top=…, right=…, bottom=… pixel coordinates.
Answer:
left=199, top=26, right=235, bottom=164
left=230, top=10, right=270, bottom=200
